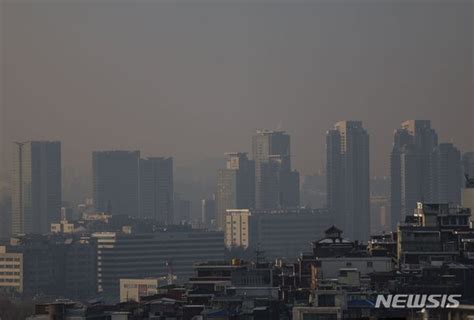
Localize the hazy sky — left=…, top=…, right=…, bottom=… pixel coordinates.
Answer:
left=1, top=0, right=473, bottom=177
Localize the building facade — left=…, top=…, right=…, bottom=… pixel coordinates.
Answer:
left=326, top=121, right=370, bottom=241
left=139, top=157, right=174, bottom=224
left=0, top=246, right=23, bottom=293
left=252, top=130, right=299, bottom=210
left=224, top=209, right=251, bottom=249
left=201, top=196, right=216, bottom=228
left=390, top=120, right=438, bottom=230
left=225, top=208, right=333, bottom=260
left=92, top=229, right=224, bottom=300
left=2, top=235, right=97, bottom=299
left=463, top=177, right=474, bottom=225
left=93, top=150, right=140, bottom=216
left=463, top=152, right=474, bottom=179
left=430, top=143, right=462, bottom=205
left=11, top=141, right=62, bottom=235
left=216, top=153, right=255, bottom=230
left=119, top=278, right=161, bottom=302
left=397, top=203, right=471, bottom=271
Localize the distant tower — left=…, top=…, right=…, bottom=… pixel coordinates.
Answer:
left=201, top=195, right=216, bottom=228
left=216, top=153, right=255, bottom=230
left=430, top=143, right=462, bottom=205
left=251, top=130, right=299, bottom=210
left=463, top=152, right=474, bottom=178
left=139, top=157, right=174, bottom=224
left=92, top=151, right=140, bottom=216
left=11, top=141, right=62, bottom=234
left=326, top=121, right=370, bottom=241
left=390, top=120, right=438, bottom=230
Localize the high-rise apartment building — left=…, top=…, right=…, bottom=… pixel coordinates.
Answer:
left=0, top=190, right=11, bottom=238
left=92, top=151, right=140, bottom=216
left=11, top=141, right=62, bottom=234
left=430, top=143, right=462, bottom=205
left=252, top=130, right=299, bottom=210
left=216, top=153, right=255, bottom=229
left=326, top=121, right=370, bottom=241
left=174, top=193, right=191, bottom=223
left=463, top=152, right=474, bottom=178
left=301, top=173, right=326, bottom=209
left=390, top=120, right=438, bottom=230
left=201, top=196, right=216, bottom=228
left=139, top=157, right=173, bottom=224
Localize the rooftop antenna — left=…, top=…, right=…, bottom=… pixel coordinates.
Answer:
left=166, top=260, right=175, bottom=285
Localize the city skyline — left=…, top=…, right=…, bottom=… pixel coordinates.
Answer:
left=4, top=120, right=470, bottom=229
left=2, top=118, right=472, bottom=179
left=0, top=1, right=473, bottom=317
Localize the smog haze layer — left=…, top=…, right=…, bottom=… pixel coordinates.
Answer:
left=1, top=1, right=473, bottom=178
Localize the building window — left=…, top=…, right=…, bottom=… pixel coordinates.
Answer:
left=346, top=262, right=352, bottom=267
left=367, top=261, right=373, bottom=267
left=318, top=294, right=336, bottom=307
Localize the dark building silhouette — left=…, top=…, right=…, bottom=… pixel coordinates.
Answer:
left=92, top=150, right=140, bottom=216
left=201, top=195, right=216, bottom=228
left=2, top=234, right=97, bottom=299
left=390, top=120, right=438, bottom=230
left=11, top=141, right=62, bottom=235
left=140, top=157, right=174, bottom=224
left=301, top=173, right=326, bottom=209
left=430, top=143, right=462, bottom=205
left=216, top=153, right=255, bottom=229
left=463, top=152, right=474, bottom=178
left=174, top=193, right=191, bottom=223
left=326, top=121, right=370, bottom=241
left=252, top=130, right=299, bottom=210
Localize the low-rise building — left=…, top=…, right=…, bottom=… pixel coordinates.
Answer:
left=3, top=234, right=97, bottom=299
left=398, top=202, right=472, bottom=270
left=225, top=208, right=333, bottom=259
left=297, top=226, right=394, bottom=290
left=120, top=278, right=161, bottom=302
left=463, top=176, right=474, bottom=225
left=0, top=246, right=23, bottom=293
left=315, top=257, right=393, bottom=279
left=293, top=289, right=347, bottom=320
left=51, top=219, right=75, bottom=234
left=224, top=209, right=250, bottom=249
left=92, top=228, right=224, bottom=300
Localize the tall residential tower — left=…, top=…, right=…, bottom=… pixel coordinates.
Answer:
left=11, top=141, right=62, bottom=234
left=430, top=143, right=462, bottom=205
left=326, top=121, right=370, bottom=241
left=92, top=151, right=140, bottom=216
left=251, top=130, right=299, bottom=210
left=463, top=152, right=474, bottom=179
left=216, top=152, right=255, bottom=229
left=139, top=157, right=174, bottom=224
left=390, top=120, right=438, bottom=230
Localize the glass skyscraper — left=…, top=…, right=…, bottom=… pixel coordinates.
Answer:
left=11, top=141, right=62, bottom=234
